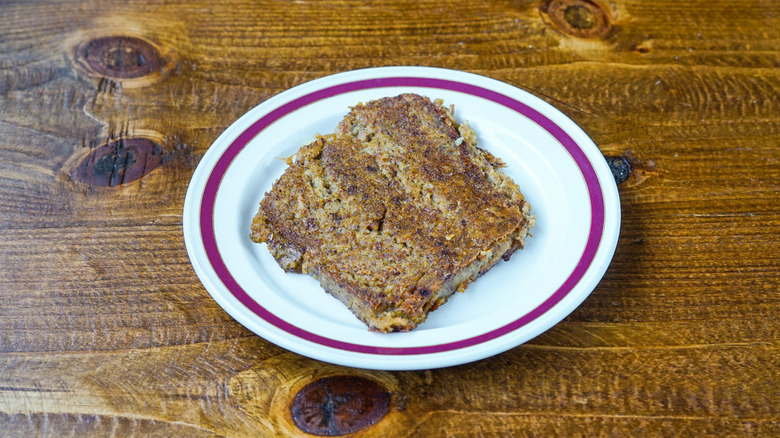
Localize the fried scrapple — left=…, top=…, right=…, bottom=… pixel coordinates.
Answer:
left=251, top=94, right=534, bottom=332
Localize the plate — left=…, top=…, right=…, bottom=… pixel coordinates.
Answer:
left=183, top=66, right=620, bottom=370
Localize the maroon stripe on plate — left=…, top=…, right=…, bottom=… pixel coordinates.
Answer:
left=200, top=76, right=605, bottom=355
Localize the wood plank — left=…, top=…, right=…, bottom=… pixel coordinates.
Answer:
left=1, top=0, right=778, bottom=435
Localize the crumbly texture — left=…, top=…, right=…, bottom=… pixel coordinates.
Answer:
left=250, top=94, right=534, bottom=332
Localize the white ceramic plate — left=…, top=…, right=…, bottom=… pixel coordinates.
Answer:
left=183, top=66, right=620, bottom=370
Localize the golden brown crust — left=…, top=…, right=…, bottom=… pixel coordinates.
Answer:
left=251, top=94, right=534, bottom=332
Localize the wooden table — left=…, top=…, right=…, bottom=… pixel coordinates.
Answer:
left=2, top=0, right=778, bottom=436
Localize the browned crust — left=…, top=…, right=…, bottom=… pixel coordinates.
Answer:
left=251, top=94, right=534, bottom=332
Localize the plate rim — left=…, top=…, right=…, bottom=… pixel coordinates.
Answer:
left=183, top=66, right=620, bottom=370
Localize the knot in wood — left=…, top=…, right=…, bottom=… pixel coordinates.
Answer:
left=606, top=155, right=632, bottom=184
left=541, top=0, right=612, bottom=39
left=77, top=36, right=163, bottom=79
left=290, top=375, right=391, bottom=436
left=73, top=138, right=163, bottom=186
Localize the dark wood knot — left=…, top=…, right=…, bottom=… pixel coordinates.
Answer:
left=73, top=138, right=163, bottom=186
left=290, top=375, right=391, bottom=436
left=76, top=36, right=163, bottom=79
left=611, top=150, right=660, bottom=187
left=540, top=0, right=612, bottom=39
left=606, top=155, right=632, bottom=184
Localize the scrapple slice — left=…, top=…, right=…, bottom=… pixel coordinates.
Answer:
left=250, top=93, right=534, bottom=332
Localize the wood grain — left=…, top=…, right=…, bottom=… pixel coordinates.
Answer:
left=1, top=0, right=779, bottom=436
